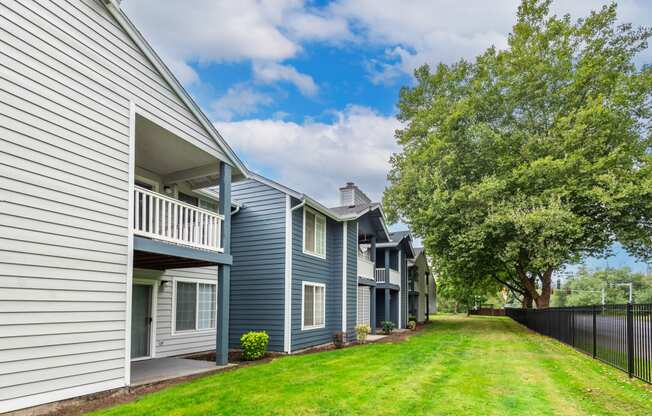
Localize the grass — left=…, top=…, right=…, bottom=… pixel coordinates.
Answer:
left=92, top=315, right=652, bottom=415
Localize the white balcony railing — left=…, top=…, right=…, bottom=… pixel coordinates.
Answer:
left=375, top=268, right=401, bottom=286
left=134, top=186, right=224, bottom=252
left=357, top=256, right=375, bottom=280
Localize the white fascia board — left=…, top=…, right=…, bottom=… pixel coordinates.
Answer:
left=102, top=2, right=248, bottom=178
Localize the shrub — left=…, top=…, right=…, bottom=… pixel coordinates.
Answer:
left=332, top=331, right=346, bottom=348
left=408, top=320, right=417, bottom=330
left=355, top=324, right=371, bottom=344
left=381, top=320, right=395, bottom=335
left=409, top=315, right=417, bottom=322
left=240, top=331, right=269, bottom=360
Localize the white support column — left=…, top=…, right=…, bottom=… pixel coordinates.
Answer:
left=283, top=195, right=292, bottom=353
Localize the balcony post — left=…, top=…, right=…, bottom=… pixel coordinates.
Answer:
left=384, top=288, right=390, bottom=323
left=216, top=162, right=231, bottom=366
left=370, top=236, right=376, bottom=263
left=370, top=286, right=376, bottom=334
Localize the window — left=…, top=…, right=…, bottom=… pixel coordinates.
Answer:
left=303, top=208, right=326, bottom=258
left=302, top=282, right=325, bottom=330
left=178, top=192, right=199, bottom=207
left=174, top=280, right=216, bottom=332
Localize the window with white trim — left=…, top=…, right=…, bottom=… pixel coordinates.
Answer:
left=174, top=281, right=216, bottom=332
left=302, top=282, right=325, bottom=330
left=304, top=208, right=326, bottom=258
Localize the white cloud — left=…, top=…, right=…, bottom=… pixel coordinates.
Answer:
left=211, top=84, right=273, bottom=121
left=122, top=0, right=350, bottom=88
left=329, top=0, right=652, bottom=81
left=216, top=106, right=401, bottom=205
left=253, top=62, right=319, bottom=97
left=122, top=0, right=299, bottom=67
left=284, top=12, right=353, bottom=42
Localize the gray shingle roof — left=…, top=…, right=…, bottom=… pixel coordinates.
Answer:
left=328, top=202, right=378, bottom=217
left=389, top=230, right=411, bottom=243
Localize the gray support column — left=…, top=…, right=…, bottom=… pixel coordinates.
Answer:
left=216, top=162, right=232, bottom=366
left=370, top=236, right=377, bottom=263
left=370, top=286, right=376, bottom=334
left=384, top=288, right=390, bottom=323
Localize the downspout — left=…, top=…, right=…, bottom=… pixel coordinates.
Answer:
left=284, top=199, right=306, bottom=354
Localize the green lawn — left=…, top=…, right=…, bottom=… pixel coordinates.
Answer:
left=93, top=316, right=652, bottom=415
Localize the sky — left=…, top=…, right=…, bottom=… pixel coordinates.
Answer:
left=121, top=0, right=651, bottom=272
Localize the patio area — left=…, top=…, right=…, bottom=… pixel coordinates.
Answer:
left=131, top=358, right=233, bottom=386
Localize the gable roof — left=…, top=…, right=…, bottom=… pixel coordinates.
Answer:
left=377, top=230, right=415, bottom=258
left=102, top=0, right=248, bottom=178
left=247, top=172, right=389, bottom=239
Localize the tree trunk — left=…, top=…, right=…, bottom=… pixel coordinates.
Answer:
left=535, top=268, right=554, bottom=308
left=516, top=262, right=538, bottom=309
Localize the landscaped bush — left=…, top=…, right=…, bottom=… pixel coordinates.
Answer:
left=381, top=320, right=395, bottom=335
left=409, top=315, right=417, bottom=322
left=355, top=324, right=371, bottom=344
left=240, top=331, right=269, bottom=360
left=332, top=331, right=346, bottom=348
left=408, top=320, right=417, bottom=330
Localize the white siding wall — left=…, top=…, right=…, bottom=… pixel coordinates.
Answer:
left=154, top=267, right=218, bottom=358
left=0, top=0, right=221, bottom=412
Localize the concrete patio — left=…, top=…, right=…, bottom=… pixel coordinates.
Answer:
left=131, top=358, right=233, bottom=386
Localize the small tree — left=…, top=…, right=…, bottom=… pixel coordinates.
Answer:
left=384, top=0, right=652, bottom=308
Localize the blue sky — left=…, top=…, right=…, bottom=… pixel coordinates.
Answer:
left=122, top=0, right=651, bottom=272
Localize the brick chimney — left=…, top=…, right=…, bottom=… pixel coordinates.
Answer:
left=339, top=182, right=371, bottom=207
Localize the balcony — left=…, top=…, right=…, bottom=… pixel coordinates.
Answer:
left=133, top=186, right=224, bottom=252
left=375, top=268, right=401, bottom=286
left=357, top=256, right=375, bottom=280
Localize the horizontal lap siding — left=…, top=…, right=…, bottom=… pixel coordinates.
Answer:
left=346, top=222, right=357, bottom=341
left=150, top=267, right=219, bottom=358
left=291, top=203, right=343, bottom=351
left=230, top=180, right=286, bottom=352
left=0, top=0, right=223, bottom=412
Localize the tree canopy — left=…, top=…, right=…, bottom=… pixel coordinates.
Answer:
left=384, top=0, right=652, bottom=308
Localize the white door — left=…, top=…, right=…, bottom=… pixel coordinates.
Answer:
left=357, top=286, right=370, bottom=326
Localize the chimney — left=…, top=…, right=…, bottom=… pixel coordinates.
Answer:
left=339, top=182, right=371, bottom=207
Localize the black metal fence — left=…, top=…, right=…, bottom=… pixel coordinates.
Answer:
left=506, top=304, right=652, bottom=384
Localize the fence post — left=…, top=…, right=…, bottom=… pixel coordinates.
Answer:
left=627, top=303, right=634, bottom=378
left=592, top=304, right=597, bottom=359
left=571, top=307, right=575, bottom=347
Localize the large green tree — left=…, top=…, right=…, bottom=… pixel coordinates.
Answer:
left=384, top=0, right=652, bottom=308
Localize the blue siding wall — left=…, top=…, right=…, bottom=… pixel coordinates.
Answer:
left=230, top=179, right=286, bottom=351
left=291, top=201, right=343, bottom=351
left=346, top=221, right=357, bottom=341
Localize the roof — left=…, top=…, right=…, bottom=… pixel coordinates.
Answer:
left=329, top=202, right=379, bottom=217
left=247, top=173, right=390, bottom=239
left=390, top=231, right=411, bottom=242
left=413, top=247, right=424, bottom=258
left=102, top=1, right=248, bottom=178
left=377, top=230, right=415, bottom=258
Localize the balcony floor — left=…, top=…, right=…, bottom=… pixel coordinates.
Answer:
left=133, top=236, right=232, bottom=270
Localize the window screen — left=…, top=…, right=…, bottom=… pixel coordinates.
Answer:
left=175, top=282, right=196, bottom=331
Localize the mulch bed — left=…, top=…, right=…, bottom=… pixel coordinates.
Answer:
left=13, top=323, right=430, bottom=416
